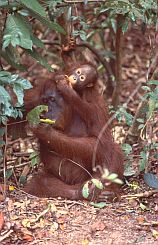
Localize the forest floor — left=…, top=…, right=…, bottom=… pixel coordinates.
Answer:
left=0, top=27, right=158, bottom=244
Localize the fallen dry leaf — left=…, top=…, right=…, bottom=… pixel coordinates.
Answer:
left=0, top=194, right=5, bottom=202
left=23, top=234, right=34, bottom=242
left=151, top=229, right=158, bottom=239
left=137, top=216, right=145, bottom=223
left=22, top=219, right=31, bottom=228
left=91, top=221, right=106, bottom=232
left=82, top=239, right=89, bottom=245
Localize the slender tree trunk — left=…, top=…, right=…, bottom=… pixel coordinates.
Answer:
left=112, top=15, right=124, bottom=107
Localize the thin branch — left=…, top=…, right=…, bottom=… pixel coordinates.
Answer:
left=77, top=41, right=113, bottom=78
left=121, top=189, right=158, bottom=199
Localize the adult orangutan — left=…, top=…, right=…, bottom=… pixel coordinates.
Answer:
left=24, top=64, right=124, bottom=201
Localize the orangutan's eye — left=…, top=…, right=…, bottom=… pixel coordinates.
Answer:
left=80, top=75, right=85, bottom=81
left=76, top=69, right=81, bottom=75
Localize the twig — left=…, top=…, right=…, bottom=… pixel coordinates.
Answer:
left=121, top=189, right=158, bottom=199
left=77, top=41, right=113, bottom=79
left=0, top=229, right=13, bottom=242
left=3, top=125, right=8, bottom=198
left=0, top=161, right=31, bottom=173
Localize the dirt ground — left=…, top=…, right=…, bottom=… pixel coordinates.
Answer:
left=0, top=187, right=158, bottom=244
left=0, top=27, right=158, bottom=244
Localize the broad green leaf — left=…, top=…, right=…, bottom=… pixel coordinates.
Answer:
left=20, top=0, right=47, bottom=18
left=0, top=140, right=5, bottom=147
left=138, top=124, right=144, bottom=130
left=107, top=173, right=118, bottom=181
left=122, top=143, right=132, bottom=155
left=91, top=178, right=103, bottom=189
left=0, top=48, right=26, bottom=71
left=20, top=0, right=65, bottom=34
left=82, top=181, right=90, bottom=198
left=124, top=162, right=136, bottom=176
left=147, top=99, right=156, bottom=119
left=0, top=128, right=5, bottom=137
left=113, top=178, right=123, bottom=185
left=148, top=80, right=158, bottom=86
left=0, top=86, right=11, bottom=105
left=11, top=76, right=32, bottom=89
left=31, top=35, right=44, bottom=48
left=26, top=48, right=53, bottom=71
left=6, top=169, right=13, bottom=179
left=142, top=86, right=151, bottom=91
left=29, top=151, right=40, bottom=167
left=0, top=71, right=11, bottom=78
left=136, top=118, right=144, bottom=123
left=3, top=14, right=33, bottom=50
left=19, top=175, right=27, bottom=184
left=27, top=105, right=48, bottom=125
left=90, top=202, right=107, bottom=208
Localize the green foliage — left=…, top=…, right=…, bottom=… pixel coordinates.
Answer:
left=114, top=106, right=133, bottom=126
left=122, top=143, right=132, bottom=156
left=3, top=14, right=33, bottom=50
left=1, top=0, right=65, bottom=71
left=99, top=0, right=157, bottom=26
left=27, top=105, right=48, bottom=125
left=82, top=181, right=90, bottom=199
left=90, top=202, right=107, bottom=208
left=0, top=70, right=32, bottom=124
left=139, top=149, right=149, bottom=172
left=102, top=169, right=123, bottom=185
left=29, top=151, right=40, bottom=167
left=122, top=144, right=135, bottom=177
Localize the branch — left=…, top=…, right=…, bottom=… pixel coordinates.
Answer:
left=77, top=41, right=113, bottom=78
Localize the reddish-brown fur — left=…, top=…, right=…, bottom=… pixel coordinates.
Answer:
left=24, top=65, right=124, bottom=201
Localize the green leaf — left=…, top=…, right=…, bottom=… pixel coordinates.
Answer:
left=148, top=80, right=158, bottom=85
left=147, top=99, right=156, bottom=119
left=20, top=0, right=65, bottom=34
left=91, top=178, right=103, bottom=189
left=6, top=169, right=13, bottom=179
left=113, top=178, right=123, bottom=185
left=122, top=143, right=132, bottom=155
left=19, top=175, right=27, bottom=184
left=107, top=173, right=118, bottom=181
left=0, top=48, right=26, bottom=71
left=0, top=70, right=11, bottom=84
left=139, top=151, right=148, bottom=172
left=27, top=105, right=48, bottom=125
left=82, top=181, right=90, bottom=199
left=0, top=140, right=5, bottom=147
left=142, top=86, right=151, bottom=91
left=124, top=162, right=136, bottom=177
left=0, top=128, right=5, bottom=137
left=31, top=35, right=44, bottom=48
left=20, top=0, right=47, bottom=18
left=136, top=118, right=144, bottom=123
left=3, top=14, right=33, bottom=50
left=29, top=151, right=40, bottom=167
left=0, top=86, right=11, bottom=105
left=25, top=48, right=53, bottom=71
left=138, top=124, right=144, bottom=130
left=90, top=202, right=107, bottom=208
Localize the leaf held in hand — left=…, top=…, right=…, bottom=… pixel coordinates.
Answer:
left=27, top=105, right=48, bottom=125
